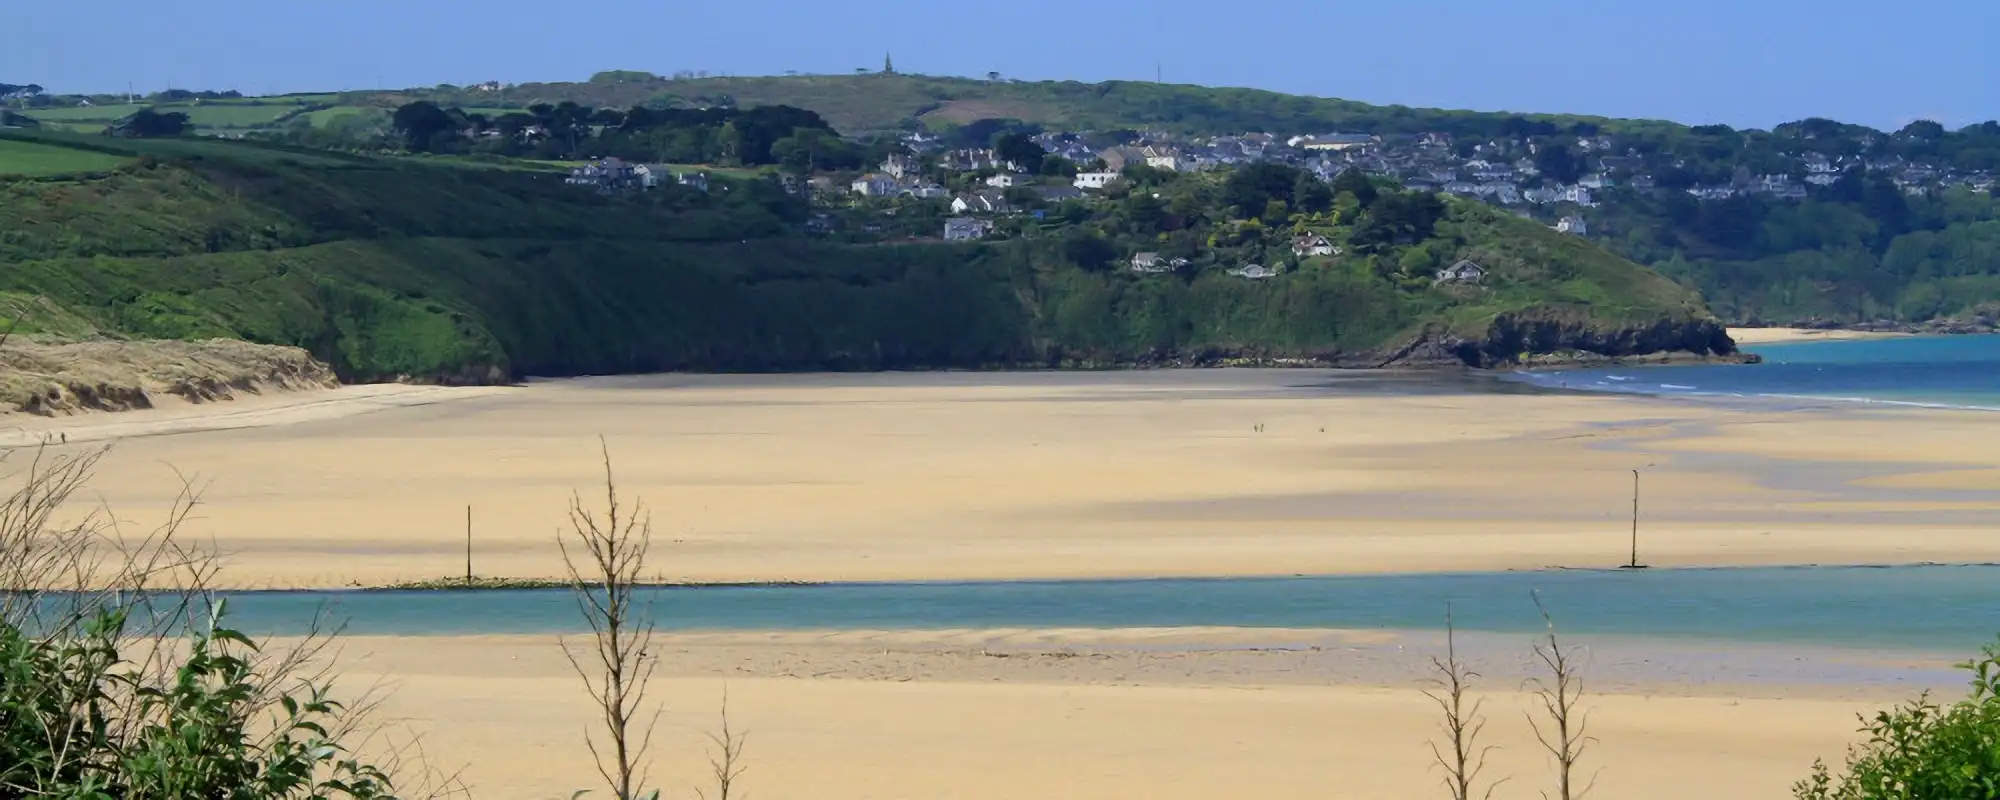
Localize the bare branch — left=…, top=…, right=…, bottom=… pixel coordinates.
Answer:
left=694, top=689, right=749, bottom=800
left=561, top=437, right=661, bottom=800
left=1524, top=591, right=1597, bottom=800
left=1422, top=603, right=1505, bottom=800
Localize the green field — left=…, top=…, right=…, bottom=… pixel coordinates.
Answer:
left=180, top=103, right=309, bottom=127
left=23, top=103, right=146, bottom=122
left=302, top=105, right=386, bottom=125
left=0, top=139, right=134, bottom=176
left=0, top=129, right=371, bottom=168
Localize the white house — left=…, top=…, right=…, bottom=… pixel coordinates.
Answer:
left=1558, top=186, right=1597, bottom=207
left=1227, top=264, right=1278, bottom=279
left=678, top=172, right=710, bottom=192
left=632, top=164, right=667, bottom=189
left=943, top=217, right=993, bottom=242
left=1555, top=216, right=1588, bottom=236
left=986, top=172, right=1033, bottom=188
left=1130, top=252, right=1172, bottom=273
left=1291, top=233, right=1338, bottom=257
left=1073, top=171, right=1121, bottom=190
left=881, top=154, right=921, bottom=180
left=901, top=183, right=949, bottom=199
left=1435, top=259, right=1487, bottom=285
left=951, top=190, right=1012, bottom=215
left=851, top=174, right=900, bottom=196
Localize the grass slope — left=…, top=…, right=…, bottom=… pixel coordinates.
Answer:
left=0, top=131, right=1721, bottom=382
left=0, top=139, right=134, bottom=177
left=416, top=73, right=1685, bottom=136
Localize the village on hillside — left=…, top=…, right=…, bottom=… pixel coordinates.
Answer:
left=561, top=120, right=1995, bottom=260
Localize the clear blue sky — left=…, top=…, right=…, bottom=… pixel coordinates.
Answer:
left=10, top=0, right=1995, bottom=131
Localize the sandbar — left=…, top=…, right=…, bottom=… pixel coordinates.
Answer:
left=2, top=369, right=1995, bottom=589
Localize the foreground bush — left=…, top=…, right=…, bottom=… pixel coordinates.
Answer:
left=0, top=447, right=422, bottom=799
left=1797, top=640, right=2000, bottom=799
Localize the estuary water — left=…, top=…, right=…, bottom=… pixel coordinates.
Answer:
left=200, top=565, right=2000, bottom=653
left=1506, top=335, right=2000, bottom=410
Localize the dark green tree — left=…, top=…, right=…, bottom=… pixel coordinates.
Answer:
left=115, top=108, right=191, bottom=138
left=391, top=101, right=459, bottom=152
left=1350, top=190, right=1447, bottom=252
left=1295, top=173, right=1335, bottom=213
left=1534, top=142, right=1583, bottom=184
left=1061, top=229, right=1119, bottom=271
left=994, top=132, right=1047, bottom=174
left=1332, top=168, right=1378, bottom=209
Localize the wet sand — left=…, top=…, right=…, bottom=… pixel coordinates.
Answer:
left=2, top=369, right=1996, bottom=589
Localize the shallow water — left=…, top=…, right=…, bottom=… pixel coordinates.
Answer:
left=192, top=565, right=2000, bottom=653
left=1507, top=335, right=2000, bottom=410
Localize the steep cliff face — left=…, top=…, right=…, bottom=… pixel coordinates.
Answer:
left=1392, top=310, right=1745, bottom=368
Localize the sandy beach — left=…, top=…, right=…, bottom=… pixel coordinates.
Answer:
left=326, top=628, right=1941, bottom=800
left=3, top=369, right=1995, bottom=589
left=1725, top=327, right=1911, bottom=345
left=7, top=368, right=1998, bottom=797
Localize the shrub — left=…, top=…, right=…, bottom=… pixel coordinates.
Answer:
left=1797, top=639, right=2000, bottom=799
left=0, top=447, right=435, bottom=798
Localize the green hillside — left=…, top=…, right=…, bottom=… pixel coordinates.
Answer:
left=386, top=72, right=1679, bottom=137
left=0, top=130, right=1730, bottom=383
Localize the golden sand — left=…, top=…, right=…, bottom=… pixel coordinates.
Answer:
left=7, top=369, right=1995, bottom=798
left=330, top=632, right=1891, bottom=800
left=3, top=370, right=1994, bottom=588
left=1726, top=327, right=1909, bottom=345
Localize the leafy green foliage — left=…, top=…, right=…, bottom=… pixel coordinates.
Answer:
left=1796, top=639, right=2000, bottom=799
left=1608, top=186, right=2000, bottom=322
left=0, top=603, right=398, bottom=798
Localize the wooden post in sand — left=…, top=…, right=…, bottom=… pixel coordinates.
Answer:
left=465, top=505, right=474, bottom=587
left=1622, top=469, right=1647, bottom=570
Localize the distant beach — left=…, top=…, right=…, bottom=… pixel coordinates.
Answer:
left=1726, top=326, right=1911, bottom=345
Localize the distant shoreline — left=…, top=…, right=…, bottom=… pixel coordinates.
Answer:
left=1726, top=327, right=1914, bottom=345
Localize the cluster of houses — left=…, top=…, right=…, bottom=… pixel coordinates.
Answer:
left=558, top=122, right=1995, bottom=280
left=1120, top=233, right=1344, bottom=280
left=878, top=125, right=2000, bottom=236
left=563, top=158, right=711, bottom=193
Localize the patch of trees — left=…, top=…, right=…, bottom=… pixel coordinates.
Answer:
left=389, top=100, right=883, bottom=168
left=150, top=88, right=243, bottom=101
left=108, top=108, right=190, bottom=138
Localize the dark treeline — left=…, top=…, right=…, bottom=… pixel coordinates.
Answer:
left=388, top=100, right=899, bottom=169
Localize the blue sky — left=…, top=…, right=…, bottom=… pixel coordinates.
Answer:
left=10, top=0, right=1995, bottom=130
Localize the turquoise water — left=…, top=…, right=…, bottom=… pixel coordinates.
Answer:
left=204, top=565, right=2000, bottom=652
left=1506, top=335, right=2000, bottom=409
